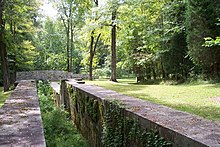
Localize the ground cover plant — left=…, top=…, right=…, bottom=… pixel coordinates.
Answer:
left=86, top=78, right=220, bottom=122
left=0, top=87, right=12, bottom=107
left=37, top=81, right=89, bottom=147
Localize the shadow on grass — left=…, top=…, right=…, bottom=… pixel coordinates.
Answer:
left=207, top=83, right=220, bottom=89
left=128, top=79, right=162, bottom=85
left=161, top=102, right=220, bottom=122
left=136, top=95, right=220, bottom=122
left=88, top=80, right=220, bottom=122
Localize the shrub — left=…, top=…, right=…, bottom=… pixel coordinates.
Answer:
left=37, top=81, right=89, bottom=147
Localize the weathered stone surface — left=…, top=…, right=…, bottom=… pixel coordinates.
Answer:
left=50, top=82, right=60, bottom=94
left=0, top=80, right=46, bottom=146
left=16, top=70, right=96, bottom=81
left=50, top=82, right=61, bottom=107
left=59, top=82, right=220, bottom=147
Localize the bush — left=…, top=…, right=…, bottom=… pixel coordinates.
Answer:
left=37, top=81, right=89, bottom=147
left=94, top=68, right=111, bottom=78
left=43, top=108, right=89, bottom=147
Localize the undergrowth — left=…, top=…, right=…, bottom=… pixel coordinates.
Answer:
left=37, top=80, right=89, bottom=147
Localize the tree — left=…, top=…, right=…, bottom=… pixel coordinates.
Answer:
left=88, top=0, right=102, bottom=80
left=109, top=0, right=120, bottom=82
left=117, top=0, right=165, bottom=81
left=51, top=0, right=91, bottom=72
left=34, top=17, right=67, bottom=70
left=186, top=0, right=220, bottom=77
left=59, top=0, right=73, bottom=72
left=159, top=0, right=193, bottom=81
left=89, top=31, right=101, bottom=80
left=0, top=0, right=10, bottom=91
left=0, top=0, right=40, bottom=91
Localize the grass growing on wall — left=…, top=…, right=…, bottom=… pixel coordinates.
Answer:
left=86, top=78, right=220, bottom=122
left=37, top=81, right=89, bottom=147
left=0, top=87, right=12, bottom=107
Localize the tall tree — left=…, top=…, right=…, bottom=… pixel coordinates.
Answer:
left=186, top=0, right=220, bottom=77
left=0, top=0, right=10, bottom=91
left=89, top=31, right=101, bottom=80
left=110, top=0, right=119, bottom=82
left=60, top=0, right=73, bottom=72
left=160, top=0, right=193, bottom=81
left=52, top=0, right=91, bottom=72
left=88, top=0, right=102, bottom=80
left=0, top=0, right=40, bottom=90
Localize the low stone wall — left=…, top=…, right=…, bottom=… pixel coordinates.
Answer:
left=0, top=80, right=46, bottom=146
left=16, top=70, right=91, bottom=81
left=53, top=80, right=220, bottom=147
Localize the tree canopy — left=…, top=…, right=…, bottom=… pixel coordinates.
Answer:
left=1, top=0, right=220, bottom=90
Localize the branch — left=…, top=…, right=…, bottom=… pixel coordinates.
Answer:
left=93, top=33, right=101, bottom=53
left=61, top=15, right=67, bottom=32
left=61, top=2, right=68, bottom=18
left=94, top=0, right=98, bottom=6
left=68, top=0, right=73, bottom=18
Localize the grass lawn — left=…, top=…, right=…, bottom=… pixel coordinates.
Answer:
left=0, top=87, right=12, bottom=107
left=86, top=78, right=220, bottom=122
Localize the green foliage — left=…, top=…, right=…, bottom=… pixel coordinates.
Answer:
left=102, top=102, right=124, bottom=147
left=37, top=81, right=54, bottom=113
left=159, top=0, right=193, bottom=81
left=186, top=0, right=220, bottom=77
left=34, top=17, right=67, bottom=70
left=37, top=81, right=89, bottom=147
left=204, top=37, right=220, bottom=47
left=43, top=108, right=89, bottom=147
left=143, top=130, right=171, bottom=147
left=4, top=0, right=40, bottom=71
left=3, top=0, right=220, bottom=85
left=204, top=19, right=220, bottom=47
left=0, top=87, right=12, bottom=107
left=124, top=117, right=171, bottom=147
left=102, top=100, right=171, bottom=147
left=94, top=68, right=111, bottom=78
left=86, top=97, right=99, bottom=122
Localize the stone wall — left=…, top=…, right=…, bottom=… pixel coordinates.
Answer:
left=16, top=70, right=91, bottom=81
left=0, top=80, right=46, bottom=146
left=52, top=80, right=220, bottom=147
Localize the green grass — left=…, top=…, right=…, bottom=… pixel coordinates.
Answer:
left=0, top=87, right=12, bottom=107
left=86, top=78, right=220, bottom=122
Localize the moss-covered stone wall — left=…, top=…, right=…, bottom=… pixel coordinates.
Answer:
left=56, top=80, right=220, bottom=147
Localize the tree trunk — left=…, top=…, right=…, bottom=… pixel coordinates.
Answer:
left=89, top=34, right=94, bottom=81
left=152, top=62, right=156, bottom=80
left=70, top=19, right=73, bottom=72
left=10, top=19, right=16, bottom=85
left=11, top=55, right=16, bottom=85
left=161, top=57, right=166, bottom=80
left=89, top=0, right=100, bottom=80
left=0, top=44, right=10, bottom=91
left=89, top=32, right=101, bottom=81
left=0, top=0, right=10, bottom=91
left=66, top=21, right=70, bottom=72
left=110, top=10, right=117, bottom=82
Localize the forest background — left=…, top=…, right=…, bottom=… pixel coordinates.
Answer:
left=0, top=0, right=220, bottom=91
